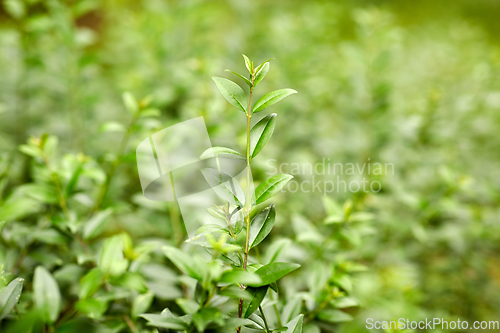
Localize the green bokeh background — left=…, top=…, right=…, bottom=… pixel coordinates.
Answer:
left=1, top=0, right=500, bottom=331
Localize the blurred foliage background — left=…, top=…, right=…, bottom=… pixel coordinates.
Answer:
left=1, top=0, right=500, bottom=332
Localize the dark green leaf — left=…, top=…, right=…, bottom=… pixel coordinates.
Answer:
left=253, top=89, right=297, bottom=113
left=249, top=262, right=300, bottom=287
left=249, top=204, right=276, bottom=248
left=254, top=174, right=293, bottom=204
left=250, top=113, right=277, bottom=158
left=243, top=286, right=268, bottom=318
left=212, top=77, right=248, bottom=112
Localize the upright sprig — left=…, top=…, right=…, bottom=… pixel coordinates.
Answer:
left=212, top=55, right=298, bottom=332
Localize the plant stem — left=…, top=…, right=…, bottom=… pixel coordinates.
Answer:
left=238, top=80, right=254, bottom=332
left=269, top=289, right=283, bottom=327
left=260, top=305, right=270, bottom=332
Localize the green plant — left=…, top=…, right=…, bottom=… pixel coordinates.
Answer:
left=139, top=55, right=300, bottom=332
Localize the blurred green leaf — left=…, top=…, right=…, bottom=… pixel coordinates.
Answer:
left=284, top=314, right=304, bottom=333
left=132, top=292, right=154, bottom=318
left=99, top=235, right=128, bottom=277
left=83, top=208, right=113, bottom=240
left=33, top=266, right=61, bottom=323
left=79, top=268, right=103, bottom=299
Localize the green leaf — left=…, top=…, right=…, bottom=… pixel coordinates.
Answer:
left=140, top=313, right=188, bottom=330
left=249, top=204, right=276, bottom=248
left=99, top=121, right=125, bottom=133
left=243, top=286, right=268, bottom=318
left=284, top=314, right=304, bottom=333
left=33, top=266, right=61, bottom=323
left=201, top=168, right=245, bottom=206
left=263, top=238, right=291, bottom=264
left=253, top=62, right=269, bottom=87
left=19, top=184, right=58, bottom=204
left=3, top=0, right=25, bottom=19
left=83, top=208, right=113, bottom=240
left=99, top=235, right=128, bottom=277
left=75, top=298, right=108, bottom=319
left=122, top=92, right=139, bottom=114
left=132, top=292, right=154, bottom=318
left=79, top=268, right=103, bottom=299
left=317, top=309, right=353, bottom=323
left=192, top=307, right=224, bottom=332
left=18, top=144, right=43, bottom=158
left=212, top=77, right=248, bottom=112
left=200, top=147, right=245, bottom=160
left=254, top=58, right=274, bottom=74
left=220, top=270, right=262, bottom=285
left=225, top=70, right=252, bottom=87
left=253, top=89, right=297, bottom=113
left=243, top=54, right=253, bottom=74
left=0, top=277, right=24, bottom=320
left=249, top=262, right=300, bottom=287
left=162, top=245, right=202, bottom=280
left=254, top=174, right=293, bottom=204
left=282, top=295, right=304, bottom=324
left=206, top=206, right=227, bottom=221
left=250, top=113, right=277, bottom=159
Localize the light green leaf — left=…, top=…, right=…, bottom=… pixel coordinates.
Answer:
left=250, top=113, right=277, bottom=158
left=79, top=268, right=103, bottom=299
left=285, top=314, right=304, bottom=333
left=263, top=238, right=291, bottom=264
left=3, top=0, right=25, bottom=19
left=122, top=92, right=139, bottom=114
left=200, top=147, right=245, bottom=160
left=162, top=245, right=202, bottom=280
left=243, top=286, right=268, bottom=318
left=140, top=313, right=188, bottom=330
left=249, top=204, right=276, bottom=248
left=0, top=277, right=24, bottom=320
left=249, top=262, right=300, bottom=287
left=220, top=270, right=262, bottom=285
left=253, top=62, right=269, bottom=87
left=253, top=89, right=297, bottom=113
left=99, top=235, right=128, bottom=277
left=132, top=292, right=154, bottom=318
left=19, top=144, right=43, bottom=158
left=212, top=77, right=248, bottom=112
left=83, top=208, right=113, bottom=240
left=99, top=121, right=125, bottom=133
left=254, top=174, right=293, bottom=204
left=243, top=54, right=253, bottom=73
left=225, top=70, right=252, bottom=87
left=207, top=206, right=226, bottom=221
left=75, top=298, right=108, bottom=319
left=201, top=168, right=245, bottom=206
left=317, top=309, right=353, bottom=323
left=192, top=307, right=224, bottom=332
left=33, top=266, right=61, bottom=323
